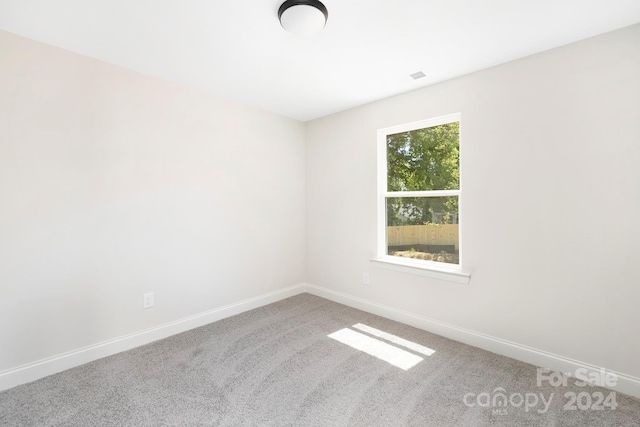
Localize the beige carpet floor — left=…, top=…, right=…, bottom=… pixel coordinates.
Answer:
left=1, top=293, right=638, bottom=426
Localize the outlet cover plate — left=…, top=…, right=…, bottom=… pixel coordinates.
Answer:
left=143, top=292, right=154, bottom=309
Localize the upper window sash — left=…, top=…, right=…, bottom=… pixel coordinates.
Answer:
left=377, top=113, right=462, bottom=196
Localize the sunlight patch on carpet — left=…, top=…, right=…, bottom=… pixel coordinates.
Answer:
left=328, top=328, right=423, bottom=370
left=352, top=323, right=436, bottom=356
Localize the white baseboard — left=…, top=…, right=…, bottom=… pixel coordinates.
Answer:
left=0, top=284, right=307, bottom=392
left=304, top=283, right=640, bottom=399
left=4, top=283, right=639, bottom=400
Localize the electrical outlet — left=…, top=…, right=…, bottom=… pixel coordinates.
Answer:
left=362, top=272, right=370, bottom=285
left=143, top=292, right=154, bottom=309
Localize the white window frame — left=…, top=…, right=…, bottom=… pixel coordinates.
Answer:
left=373, top=113, right=470, bottom=284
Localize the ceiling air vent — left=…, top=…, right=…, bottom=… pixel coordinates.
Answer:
left=410, top=71, right=426, bottom=80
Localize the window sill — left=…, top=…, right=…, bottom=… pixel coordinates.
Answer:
left=370, top=257, right=471, bottom=284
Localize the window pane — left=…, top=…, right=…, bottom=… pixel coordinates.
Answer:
left=386, top=196, right=459, bottom=265
left=387, top=122, right=459, bottom=192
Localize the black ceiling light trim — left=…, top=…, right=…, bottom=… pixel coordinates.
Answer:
left=278, top=0, right=329, bottom=22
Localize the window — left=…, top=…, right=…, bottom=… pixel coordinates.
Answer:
left=376, top=113, right=468, bottom=282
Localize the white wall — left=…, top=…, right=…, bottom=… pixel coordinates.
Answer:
left=306, top=24, right=640, bottom=379
left=0, top=30, right=306, bottom=373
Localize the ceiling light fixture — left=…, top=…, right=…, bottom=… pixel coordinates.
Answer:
left=278, top=0, right=328, bottom=37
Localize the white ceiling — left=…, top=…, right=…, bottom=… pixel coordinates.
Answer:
left=1, top=1, right=639, bottom=121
